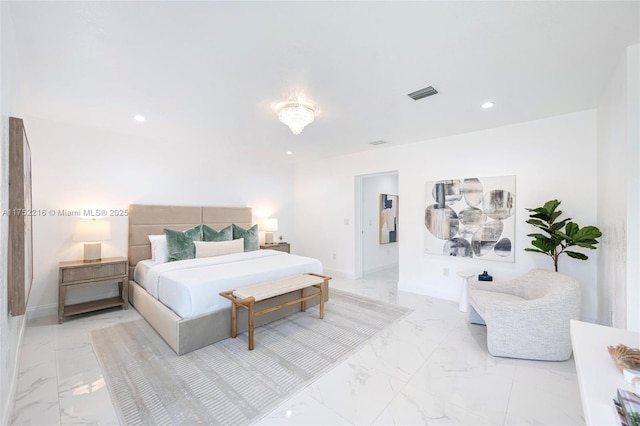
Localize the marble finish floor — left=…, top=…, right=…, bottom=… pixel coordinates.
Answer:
left=11, top=267, right=584, bottom=425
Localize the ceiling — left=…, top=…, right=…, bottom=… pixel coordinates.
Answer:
left=5, top=1, right=639, bottom=163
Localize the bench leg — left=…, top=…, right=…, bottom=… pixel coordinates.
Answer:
left=231, top=301, right=237, bottom=338
left=248, top=300, right=255, bottom=350
left=301, top=288, right=306, bottom=312
left=319, top=281, right=325, bottom=319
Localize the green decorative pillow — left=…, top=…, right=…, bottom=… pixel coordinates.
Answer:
left=202, top=224, right=233, bottom=242
left=163, top=225, right=202, bottom=262
left=232, top=224, right=259, bottom=252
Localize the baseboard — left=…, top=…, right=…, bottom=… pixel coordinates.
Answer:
left=322, top=267, right=357, bottom=280
left=26, top=302, right=57, bottom=319
left=363, top=263, right=399, bottom=275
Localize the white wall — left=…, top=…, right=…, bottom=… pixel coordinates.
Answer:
left=0, top=3, right=28, bottom=424
left=25, top=117, right=295, bottom=315
left=295, top=110, right=600, bottom=321
left=629, top=44, right=640, bottom=333
left=361, top=173, right=399, bottom=275
left=597, top=43, right=640, bottom=331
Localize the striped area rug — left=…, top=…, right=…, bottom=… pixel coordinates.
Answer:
left=90, top=289, right=412, bottom=425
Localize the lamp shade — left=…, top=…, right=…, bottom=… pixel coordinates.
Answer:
left=73, top=219, right=111, bottom=242
left=263, top=218, right=278, bottom=232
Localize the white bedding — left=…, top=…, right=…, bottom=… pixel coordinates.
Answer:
left=133, top=250, right=323, bottom=319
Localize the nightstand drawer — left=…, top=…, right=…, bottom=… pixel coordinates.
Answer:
left=260, top=243, right=290, bottom=253
left=61, top=262, right=126, bottom=283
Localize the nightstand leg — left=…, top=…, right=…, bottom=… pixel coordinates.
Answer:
left=122, top=278, right=129, bottom=309
left=58, top=286, right=66, bottom=324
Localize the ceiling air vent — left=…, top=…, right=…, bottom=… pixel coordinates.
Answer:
left=369, top=140, right=388, bottom=146
left=407, top=85, right=438, bottom=101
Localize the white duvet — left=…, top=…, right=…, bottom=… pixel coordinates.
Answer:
left=133, top=250, right=323, bottom=319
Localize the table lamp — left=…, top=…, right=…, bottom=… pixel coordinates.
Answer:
left=73, top=219, right=111, bottom=262
left=263, top=218, right=278, bottom=244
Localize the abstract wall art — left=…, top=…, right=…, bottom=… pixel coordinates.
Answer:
left=424, top=175, right=515, bottom=262
left=379, top=194, right=399, bottom=244
left=8, top=117, right=33, bottom=316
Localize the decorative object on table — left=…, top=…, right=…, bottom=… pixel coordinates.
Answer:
left=614, top=388, right=640, bottom=426
left=624, top=368, right=640, bottom=387
left=279, top=235, right=283, bottom=242
left=73, top=218, right=111, bottom=262
left=478, top=270, right=493, bottom=281
left=261, top=217, right=278, bottom=244
left=607, top=344, right=640, bottom=372
left=424, top=175, right=515, bottom=262
left=8, top=116, right=33, bottom=316
left=379, top=193, right=399, bottom=244
left=525, top=199, right=601, bottom=272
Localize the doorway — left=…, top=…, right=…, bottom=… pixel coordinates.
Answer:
left=354, top=171, right=399, bottom=279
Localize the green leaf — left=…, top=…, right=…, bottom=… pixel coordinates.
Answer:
left=565, top=222, right=579, bottom=237
left=566, top=251, right=588, bottom=260
left=549, top=210, right=564, bottom=224
left=525, top=218, right=547, bottom=227
left=574, top=242, right=598, bottom=249
left=532, top=238, right=555, bottom=253
left=527, top=233, right=551, bottom=240
left=574, top=226, right=602, bottom=241
left=550, top=218, right=571, bottom=232
left=542, top=200, right=561, bottom=214
left=524, top=248, right=547, bottom=254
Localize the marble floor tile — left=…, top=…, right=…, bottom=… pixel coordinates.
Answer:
left=254, top=391, right=352, bottom=425
left=11, top=266, right=585, bottom=426
left=504, top=358, right=584, bottom=426
left=305, top=359, right=407, bottom=425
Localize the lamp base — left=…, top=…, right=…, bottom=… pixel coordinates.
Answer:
left=265, top=232, right=274, bottom=244
left=83, top=242, right=102, bottom=263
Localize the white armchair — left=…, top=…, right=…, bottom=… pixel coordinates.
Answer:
left=467, top=268, right=581, bottom=361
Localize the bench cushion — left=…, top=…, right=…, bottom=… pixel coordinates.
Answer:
left=468, top=289, right=524, bottom=316
left=232, top=275, right=325, bottom=302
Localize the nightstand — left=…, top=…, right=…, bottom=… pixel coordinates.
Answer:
left=58, top=257, right=129, bottom=324
left=260, top=243, right=290, bottom=253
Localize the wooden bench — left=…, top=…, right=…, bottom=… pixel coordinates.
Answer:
left=219, top=273, right=332, bottom=350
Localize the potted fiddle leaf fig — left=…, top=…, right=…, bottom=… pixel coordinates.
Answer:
left=525, top=199, right=602, bottom=272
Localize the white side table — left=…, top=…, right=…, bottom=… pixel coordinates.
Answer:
left=456, top=271, right=475, bottom=312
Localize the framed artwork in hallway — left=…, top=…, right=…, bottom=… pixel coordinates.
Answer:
left=380, top=194, right=399, bottom=244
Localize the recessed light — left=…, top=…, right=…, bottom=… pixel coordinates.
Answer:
left=481, top=102, right=495, bottom=109
left=286, top=151, right=293, bottom=155
left=134, top=115, right=145, bottom=122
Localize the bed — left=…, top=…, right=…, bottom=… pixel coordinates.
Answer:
left=128, top=204, right=325, bottom=355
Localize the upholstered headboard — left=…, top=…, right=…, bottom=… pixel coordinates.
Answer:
left=128, top=204, right=252, bottom=278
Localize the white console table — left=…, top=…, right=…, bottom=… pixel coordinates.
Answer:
left=570, top=320, right=640, bottom=425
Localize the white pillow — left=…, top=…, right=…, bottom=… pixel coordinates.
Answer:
left=194, top=238, right=244, bottom=259
left=148, top=235, right=169, bottom=263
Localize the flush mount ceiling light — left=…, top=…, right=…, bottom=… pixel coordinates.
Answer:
left=134, top=114, right=145, bottom=122
left=481, top=101, right=495, bottom=109
left=275, top=97, right=317, bottom=135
